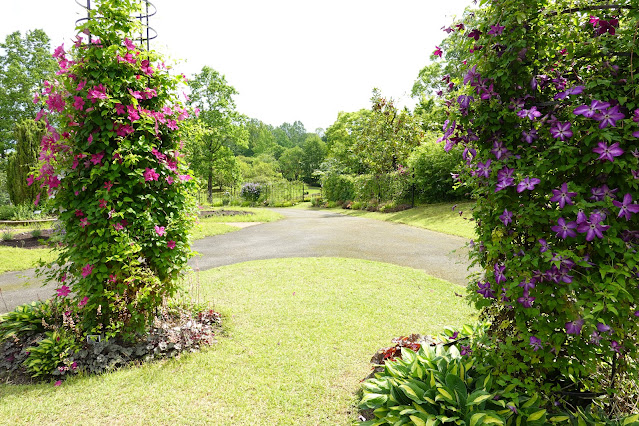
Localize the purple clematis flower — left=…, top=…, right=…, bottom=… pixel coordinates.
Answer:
left=517, top=177, right=541, bottom=193
left=495, top=167, right=515, bottom=192
left=467, top=28, right=482, bottom=40
left=590, top=184, right=618, bottom=201
left=517, top=106, right=542, bottom=120
left=551, top=217, right=578, bottom=239
left=594, top=105, right=625, bottom=128
left=487, top=23, right=505, bottom=36
left=554, top=85, right=585, bottom=100
left=593, top=141, right=624, bottom=162
left=494, top=263, right=507, bottom=284
left=519, top=279, right=536, bottom=291
left=590, top=332, right=602, bottom=345
left=566, top=318, right=584, bottom=335
left=529, top=336, right=543, bottom=351
left=521, top=128, right=538, bottom=144
left=538, top=239, right=550, bottom=253
left=613, top=193, right=639, bottom=221
left=517, top=290, right=535, bottom=308
left=464, top=65, right=480, bottom=85
left=597, top=323, right=613, bottom=335
left=491, top=140, right=510, bottom=160
left=633, top=131, right=639, bottom=138
left=573, top=100, right=610, bottom=118
left=476, top=159, right=492, bottom=178
left=550, top=182, right=577, bottom=208
left=549, top=122, right=573, bottom=140
left=611, top=341, right=621, bottom=353
left=499, top=209, right=513, bottom=226
left=477, top=281, right=495, bottom=299
left=576, top=212, right=610, bottom=241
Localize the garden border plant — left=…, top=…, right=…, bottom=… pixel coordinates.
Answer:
left=428, top=0, right=637, bottom=415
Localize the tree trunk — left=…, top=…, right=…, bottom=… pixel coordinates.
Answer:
left=207, top=167, right=213, bottom=204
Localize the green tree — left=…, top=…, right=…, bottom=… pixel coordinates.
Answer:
left=278, top=121, right=306, bottom=147
left=278, top=146, right=304, bottom=181
left=186, top=66, right=248, bottom=203
left=324, top=109, right=370, bottom=174
left=300, top=134, right=326, bottom=184
left=355, top=89, right=425, bottom=175
left=245, top=118, right=276, bottom=156
left=6, top=119, right=46, bottom=206
left=0, top=30, right=56, bottom=157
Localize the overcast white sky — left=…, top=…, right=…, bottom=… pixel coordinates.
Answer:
left=1, top=0, right=471, bottom=132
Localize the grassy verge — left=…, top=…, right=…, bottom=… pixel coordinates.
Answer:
left=0, top=247, right=57, bottom=274
left=198, top=206, right=283, bottom=223
left=304, top=201, right=476, bottom=239
left=0, top=257, right=476, bottom=424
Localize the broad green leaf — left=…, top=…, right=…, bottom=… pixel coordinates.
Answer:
left=527, top=409, right=546, bottom=422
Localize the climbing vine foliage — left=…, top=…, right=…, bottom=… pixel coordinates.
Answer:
left=437, top=0, right=638, bottom=397
left=32, top=0, right=197, bottom=338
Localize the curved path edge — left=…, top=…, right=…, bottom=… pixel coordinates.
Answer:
left=0, top=208, right=478, bottom=313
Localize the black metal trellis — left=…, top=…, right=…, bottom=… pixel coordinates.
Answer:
left=74, top=0, right=157, bottom=49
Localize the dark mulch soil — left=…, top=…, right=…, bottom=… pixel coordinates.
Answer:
left=0, top=229, right=54, bottom=249
left=198, top=209, right=255, bottom=218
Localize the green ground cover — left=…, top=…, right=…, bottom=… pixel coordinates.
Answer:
left=0, top=257, right=475, bottom=424
left=303, top=201, right=476, bottom=239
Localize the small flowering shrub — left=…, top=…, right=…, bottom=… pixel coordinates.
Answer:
left=31, top=0, right=197, bottom=338
left=434, top=0, right=638, bottom=402
left=240, top=182, right=262, bottom=202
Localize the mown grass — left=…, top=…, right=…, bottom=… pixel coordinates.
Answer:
left=0, top=257, right=476, bottom=424
left=197, top=206, right=283, bottom=223
left=306, top=201, right=476, bottom=239
left=0, top=247, right=57, bottom=274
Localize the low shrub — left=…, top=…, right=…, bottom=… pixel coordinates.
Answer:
left=351, top=201, right=363, bottom=210
left=322, top=173, right=355, bottom=202
left=311, top=197, right=323, bottom=207
left=10, top=204, right=39, bottom=221
left=0, top=205, right=16, bottom=220
left=240, top=183, right=262, bottom=202
left=1, top=230, right=12, bottom=241
left=0, top=300, right=222, bottom=383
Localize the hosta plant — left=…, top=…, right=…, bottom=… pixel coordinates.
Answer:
left=359, top=343, right=549, bottom=425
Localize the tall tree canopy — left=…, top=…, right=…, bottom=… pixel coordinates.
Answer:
left=186, top=66, right=247, bottom=202
left=0, top=30, right=56, bottom=157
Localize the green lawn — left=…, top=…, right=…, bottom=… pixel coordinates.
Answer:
left=0, top=257, right=476, bottom=424
left=303, top=201, right=476, bottom=239
left=0, top=247, right=57, bottom=274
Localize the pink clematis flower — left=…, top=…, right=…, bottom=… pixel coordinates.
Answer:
left=104, top=181, right=113, bottom=191
left=82, top=264, right=94, bottom=278
left=433, top=46, right=443, bottom=57
left=144, top=168, right=159, bottom=182
left=78, top=297, right=89, bottom=307
left=73, top=96, right=85, bottom=111
left=167, top=240, right=176, bottom=249
left=98, top=199, right=107, bottom=208
left=154, top=225, right=166, bottom=236
left=57, top=285, right=71, bottom=298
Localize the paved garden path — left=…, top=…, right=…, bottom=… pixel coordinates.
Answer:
left=0, top=208, right=477, bottom=313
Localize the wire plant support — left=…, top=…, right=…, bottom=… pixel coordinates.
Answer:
left=74, top=0, right=157, bottom=50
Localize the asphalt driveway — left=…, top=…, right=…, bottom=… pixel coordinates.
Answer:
left=0, top=208, right=477, bottom=313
